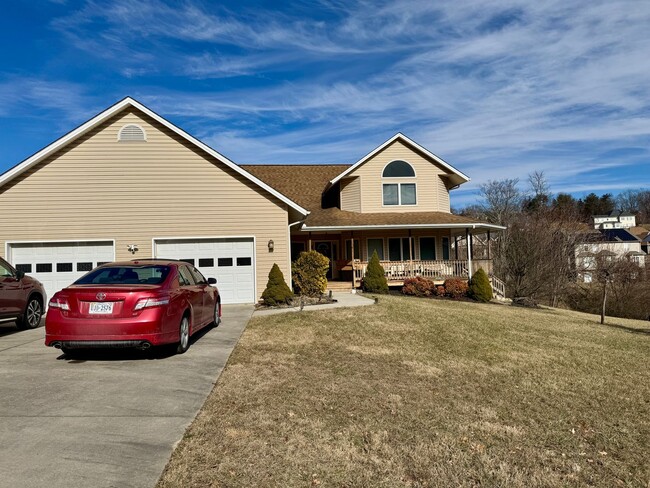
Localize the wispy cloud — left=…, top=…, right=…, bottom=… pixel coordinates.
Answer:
left=1, top=0, right=649, bottom=206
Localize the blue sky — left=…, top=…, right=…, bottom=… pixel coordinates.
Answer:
left=1, top=0, right=649, bottom=206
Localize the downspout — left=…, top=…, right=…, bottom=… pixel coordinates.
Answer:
left=288, top=219, right=306, bottom=292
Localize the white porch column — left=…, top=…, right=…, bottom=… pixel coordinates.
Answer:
left=466, top=228, right=473, bottom=279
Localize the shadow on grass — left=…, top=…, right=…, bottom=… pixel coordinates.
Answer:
left=602, top=322, right=650, bottom=336
left=55, top=323, right=217, bottom=362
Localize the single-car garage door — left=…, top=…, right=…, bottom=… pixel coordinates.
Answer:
left=8, top=241, right=115, bottom=300
left=154, top=238, right=255, bottom=304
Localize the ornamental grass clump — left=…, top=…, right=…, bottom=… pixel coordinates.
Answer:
left=363, top=250, right=388, bottom=293
left=292, top=250, right=330, bottom=297
left=261, top=263, right=294, bottom=306
left=468, top=268, right=493, bottom=303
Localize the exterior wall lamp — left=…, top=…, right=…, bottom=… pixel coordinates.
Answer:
left=268, top=239, right=274, bottom=252
left=127, top=244, right=139, bottom=254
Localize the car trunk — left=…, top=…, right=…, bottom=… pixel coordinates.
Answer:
left=63, top=285, right=162, bottom=318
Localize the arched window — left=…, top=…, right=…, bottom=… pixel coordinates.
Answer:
left=382, top=160, right=415, bottom=178
left=118, top=124, right=147, bottom=142
left=382, top=160, right=416, bottom=206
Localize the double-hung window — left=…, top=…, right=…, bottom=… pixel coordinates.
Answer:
left=382, top=160, right=416, bottom=206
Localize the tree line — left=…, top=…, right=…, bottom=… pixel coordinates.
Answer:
left=456, top=173, right=649, bottom=322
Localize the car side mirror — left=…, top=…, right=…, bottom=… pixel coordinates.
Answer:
left=16, top=270, right=25, bottom=280
left=207, top=277, right=217, bottom=285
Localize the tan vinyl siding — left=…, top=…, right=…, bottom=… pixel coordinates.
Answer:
left=0, top=108, right=289, bottom=300
left=340, top=177, right=361, bottom=212
left=346, top=140, right=452, bottom=213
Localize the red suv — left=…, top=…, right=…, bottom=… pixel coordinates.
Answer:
left=0, top=257, right=47, bottom=329
left=45, top=260, right=221, bottom=355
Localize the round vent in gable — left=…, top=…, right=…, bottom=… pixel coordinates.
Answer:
left=118, top=124, right=147, bottom=142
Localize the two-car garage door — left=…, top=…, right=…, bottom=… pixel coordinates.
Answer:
left=7, top=237, right=256, bottom=305
left=154, top=238, right=255, bottom=304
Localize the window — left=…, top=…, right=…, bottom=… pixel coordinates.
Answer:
left=420, top=237, right=436, bottom=260
left=75, top=266, right=170, bottom=285
left=382, top=160, right=415, bottom=177
left=178, top=266, right=195, bottom=286
left=180, top=259, right=195, bottom=265
left=36, top=263, right=52, bottom=273
left=198, top=258, right=214, bottom=267
left=189, top=266, right=208, bottom=285
left=0, top=261, right=14, bottom=277
left=77, top=262, right=93, bottom=272
left=57, top=263, right=73, bottom=272
left=367, top=238, right=384, bottom=260
left=442, top=237, right=450, bottom=261
left=388, top=238, right=414, bottom=261
left=345, top=239, right=360, bottom=260
left=237, top=257, right=252, bottom=266
left=383, top=183, right=416, bottom=206
left=16, top=264, right=32, bottom=273
left=218, top=258, right=233, bottom=267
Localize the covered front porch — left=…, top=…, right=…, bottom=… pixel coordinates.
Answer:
left=291, top=222, right=503, bottom=292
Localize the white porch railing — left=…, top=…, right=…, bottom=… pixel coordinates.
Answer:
left=353, top=260, right=471, bottom=281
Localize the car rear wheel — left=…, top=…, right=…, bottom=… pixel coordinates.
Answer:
left=16, top=296, right=43, bottom=330
left=176, top=316, right=190, bottom=354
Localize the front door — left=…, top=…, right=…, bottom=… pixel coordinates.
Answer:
left=315, top=242, right=333, bottom=279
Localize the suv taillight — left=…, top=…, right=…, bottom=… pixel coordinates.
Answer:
left=134, top=297, right=170, bottom=311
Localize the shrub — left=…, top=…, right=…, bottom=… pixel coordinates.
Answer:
left=443, top=278, right=468, bottom=299
left=435, top=285, right=446, bottom=297
left=261, top=263, right=294, bottom=306
left=402, top=277, right=436, bottom=297
left=292, top=250, right=330, bottom=297
left=468, top=268, right=493, bottom=303
left=362, top=250, right=388, bottom=293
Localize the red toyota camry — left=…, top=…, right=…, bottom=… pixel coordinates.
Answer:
left=45, top=260, right=221, bottom=356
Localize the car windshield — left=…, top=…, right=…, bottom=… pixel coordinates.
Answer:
left=74, top=266, right=171, bottom=285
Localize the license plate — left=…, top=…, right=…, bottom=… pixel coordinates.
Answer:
left=89, top=302, right=114, bottom=314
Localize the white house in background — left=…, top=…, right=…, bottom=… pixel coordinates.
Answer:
left=592, top=211, right=636, bottom=229
left=575, top=228, right=645, bottom=283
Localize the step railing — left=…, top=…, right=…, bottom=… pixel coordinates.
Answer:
left=490, top=275, right=506, bottom=299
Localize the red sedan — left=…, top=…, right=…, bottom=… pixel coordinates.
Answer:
left=45, top=260, right=221, bottom=355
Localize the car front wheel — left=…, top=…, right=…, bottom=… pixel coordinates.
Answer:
left=176, top=316, right=190, bottom=354
left=16, top=296, right=43, bottom=330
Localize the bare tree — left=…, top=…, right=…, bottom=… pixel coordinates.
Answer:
left=479, top=178, right=522, bottom=226
left=591, top=253, right=642, bottom=324
left=528, top=170, right=550, bottom=198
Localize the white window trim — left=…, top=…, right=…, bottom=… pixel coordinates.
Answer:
left=117, top=123, right=147, bottom=142
left=382, top=182, right=417, bottom=206
left=381, top=159, right=417, bottom=178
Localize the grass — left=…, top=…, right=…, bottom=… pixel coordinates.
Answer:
left=157, top=296, right=650, bottom=487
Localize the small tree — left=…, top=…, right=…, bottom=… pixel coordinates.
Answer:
left=261, top=263, right=294, bottom=306
left=468, top=268, right=492, bottom=302
left=362, top=250, right=388, bottom=293
left=292, top=250, right=329, bottom=297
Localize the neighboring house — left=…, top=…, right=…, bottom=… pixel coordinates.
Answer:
left=575, top=229, right=646, bottom=283
left=592, top=211, right=636, bottom=229
left=629, top=226, right=650, bottom=254
left=0, top=97, right=504, bottom=304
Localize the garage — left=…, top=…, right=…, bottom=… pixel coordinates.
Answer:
left=154, top=238, right=255, bottom=304
left=7, top=241, right=115, bottom=300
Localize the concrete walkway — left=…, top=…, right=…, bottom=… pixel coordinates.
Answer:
left=253, top=291, right=375, bottom=316
left=0, top=304, right=253, bottom=488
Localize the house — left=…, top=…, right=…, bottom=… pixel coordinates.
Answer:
left=575, top=228, right=646, bottom=283
left=592, top=211, right=636, bottom=229
left=0, top=97, right=504, bottom=304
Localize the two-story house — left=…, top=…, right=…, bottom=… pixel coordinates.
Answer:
left=0, top=98, right=504, bottom=304
left=592, top=211, right=636, bottom=229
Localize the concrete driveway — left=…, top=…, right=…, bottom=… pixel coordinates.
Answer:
left=0, top=304, right=253, bottom=488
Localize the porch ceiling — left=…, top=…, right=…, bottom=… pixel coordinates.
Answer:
left=300, top=208, right=505, bottom=232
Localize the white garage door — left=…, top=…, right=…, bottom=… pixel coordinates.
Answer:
left=8, top=241, right=115, bottom=301
left=154, top=238, right=255, bottom=304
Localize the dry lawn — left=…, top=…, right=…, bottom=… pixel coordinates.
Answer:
left=158, top=295, right=650, bottom=487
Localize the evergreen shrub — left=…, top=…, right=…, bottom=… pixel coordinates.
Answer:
left=362, top=250, right=388, bottom=293
left=468, top=268, right=493, bottom=302
left=261, top=263, right=294, bottom=306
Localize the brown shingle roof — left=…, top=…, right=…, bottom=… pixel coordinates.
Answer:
left=241, top=164, right=348, bottom=211
left=242, top=164, right=504, bottom=230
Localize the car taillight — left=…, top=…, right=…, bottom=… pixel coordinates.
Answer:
left=134, top=297, right=170, bottom=311
left=49, top=297, right=70, bottom=311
